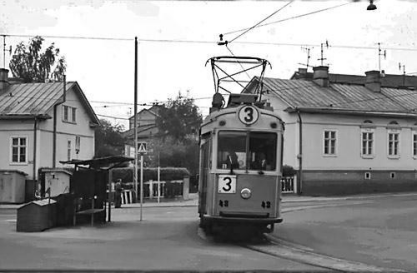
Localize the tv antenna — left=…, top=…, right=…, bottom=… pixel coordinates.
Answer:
left=399, top=62, right=407, bottom=86
left=377, top=42, right=387, bottom=72
left=298, top=46, right=312, bottom=70
left=2, top=35, right=12, bottom=69
left=318, top=40, right=330, bottom=66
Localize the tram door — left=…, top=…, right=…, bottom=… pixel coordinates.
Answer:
left=199, top=140, right=210, bottom=215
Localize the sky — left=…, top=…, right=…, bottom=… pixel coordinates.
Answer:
left=1, top=0, right=417, bottom=129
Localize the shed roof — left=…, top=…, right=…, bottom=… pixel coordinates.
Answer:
left=61, top=156, right=134, bottom=170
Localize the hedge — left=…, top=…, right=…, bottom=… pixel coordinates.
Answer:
left=111, top=167, right=190, bottom=183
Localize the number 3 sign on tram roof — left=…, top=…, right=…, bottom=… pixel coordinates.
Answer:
left=238, top=105, right=259, bottom=125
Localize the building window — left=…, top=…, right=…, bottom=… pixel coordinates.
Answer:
left=63, top=105, right=77, bottom=123
left=364, top=172, right=371, bottom=180
left=10, top=137, right=28, bottom=164
left=67, top=140, right=71, bottom=161
left=390, top=172, right=396, bottom=179
left=323, top=130, right=337, bottom=156
left=387, top=130, right=400, bottom=158
left=75, top=136, right=81, bottom=154
left=412, top=132, right=417, bottom=158
left=361, top=129, right=375, bottom=158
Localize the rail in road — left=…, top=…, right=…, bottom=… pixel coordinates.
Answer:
left=198, top=227, right=405, bottom=273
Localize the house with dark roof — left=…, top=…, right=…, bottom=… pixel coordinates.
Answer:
left=0, top=68, right=100, bottom=200
left=122, top=105, right=161, bottom=145
left=245, top=66, right=417, bottom=195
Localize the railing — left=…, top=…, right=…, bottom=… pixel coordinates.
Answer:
left=281, top=176, right=296, bottom=193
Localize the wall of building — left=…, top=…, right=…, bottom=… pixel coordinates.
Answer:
left=301, top=113, right=417, bottom=171
left=0, top=119, right=36, bottom=179
left=47, top=88, right=95, bottom=167
left=302, top=170, right=417, bottom=196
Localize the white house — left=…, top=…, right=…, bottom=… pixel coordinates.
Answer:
left=245, top=66, right=417, bottom=195
left=0, top=68, right=100, bottom=199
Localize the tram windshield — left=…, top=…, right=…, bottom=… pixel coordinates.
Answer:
left=217, top=131, right=277, bottom=171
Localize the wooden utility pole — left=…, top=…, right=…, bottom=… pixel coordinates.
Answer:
left=134, top=37, right=138, bottom=203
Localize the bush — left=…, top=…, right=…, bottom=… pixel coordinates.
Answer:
left=111, top=167, right=190, bottom=183
left=282, top=165, right=297, bottom=177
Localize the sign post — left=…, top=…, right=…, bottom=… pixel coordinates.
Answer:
left=138, top=142, right=147, bottom=221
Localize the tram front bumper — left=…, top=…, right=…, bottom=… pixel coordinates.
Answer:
left=202, top=214, right=283, bottom=224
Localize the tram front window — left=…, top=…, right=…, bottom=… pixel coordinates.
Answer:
left=217, top=131, right=277, bottom=171
left=249, top=132, right=277, bottom=171
left=217, top=132, right=246, bottom=170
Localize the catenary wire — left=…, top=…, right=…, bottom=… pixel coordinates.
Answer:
left=229, top=0, right=295, bottom=44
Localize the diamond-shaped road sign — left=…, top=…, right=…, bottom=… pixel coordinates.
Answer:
left=138, top=142, right=147, bottom=154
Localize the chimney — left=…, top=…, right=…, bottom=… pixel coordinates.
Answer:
left=313, top=66, right=329, bottom=87
left=298, top=67, right=307, bottom=75
left=365, top=70, right=381, bottom=92
left=0, top=68, right=9, bottom=91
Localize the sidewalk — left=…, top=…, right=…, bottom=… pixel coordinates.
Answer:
left=2, top=192, right=417, bottom=210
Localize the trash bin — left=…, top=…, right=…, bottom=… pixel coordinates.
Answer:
left=0, top=170, right=27, bottom=203
left=16, top=199, right=57, bottom=232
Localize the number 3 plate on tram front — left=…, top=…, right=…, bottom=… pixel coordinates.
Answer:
left=218, top=175, right=236, bottom=193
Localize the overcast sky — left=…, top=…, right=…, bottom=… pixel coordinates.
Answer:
left=1, top=0, right=416, bottom=128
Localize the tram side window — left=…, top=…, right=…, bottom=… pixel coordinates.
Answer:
left=217, top=131, right=246, bottom=169
left=249, top=132, right=277, bottom=171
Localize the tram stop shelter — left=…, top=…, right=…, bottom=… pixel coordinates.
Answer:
left=60, top=156, right=134, bottom=226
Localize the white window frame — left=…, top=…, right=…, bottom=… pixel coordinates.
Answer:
left=10, top=136, right=28, bottom=165
left=62, top=105, right=77, bottom=123
left=412, top=131, right=417, bottom=159
left=361, top=128, right=375, bottom=159
left=323, top=129, right=337, bottom=157
left=387, top=129, right=400, bottom=158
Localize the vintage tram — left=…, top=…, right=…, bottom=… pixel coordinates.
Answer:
left=198, top=56, right=285, bottom=234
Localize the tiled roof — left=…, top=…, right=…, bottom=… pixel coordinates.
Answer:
left=262, top=77, right=417, bottom=115
left=0, top=81, right=99, bottom=124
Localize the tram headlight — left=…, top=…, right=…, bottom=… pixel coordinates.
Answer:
left=240, top=188, right=252, bottom=199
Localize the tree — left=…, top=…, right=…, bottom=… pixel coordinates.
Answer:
left=9, top=36, right=67, bottom=83
left=156, top=93, right=203, bottom=142
left=95, top=119, right=125, bottom=158
left=145, top=93, right=202, bottom=181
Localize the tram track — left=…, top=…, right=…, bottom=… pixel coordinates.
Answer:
left=244, top=234, right=406, bottom=273
left=198, top=227, right=405, bottom=272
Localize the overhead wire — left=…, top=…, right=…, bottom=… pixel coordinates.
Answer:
left=223, top=2, right=352, bottom=38
left=228, top=0, right=295, bottom=44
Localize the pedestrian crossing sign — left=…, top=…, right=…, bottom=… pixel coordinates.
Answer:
left=138, top=142, right=147, bottom=154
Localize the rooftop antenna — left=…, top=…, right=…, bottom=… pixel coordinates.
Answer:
left=399, top=62, right=406, bottom=86
left=298, top=46, right=312, bottom=71
left=377, top=42, right=386, bottom=72
left=2, top=35, right=12, bottom=69
left=318, top=40, right=329, bottom=66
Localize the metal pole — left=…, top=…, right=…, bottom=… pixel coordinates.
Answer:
left=157, top=166, right=160, bottom=203
left=108, top=169, right=112, bottom=222
left=140, top=154, right=144, bottom=221
left=134, top=37, right=138, bottom=203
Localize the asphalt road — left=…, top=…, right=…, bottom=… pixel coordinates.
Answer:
left=275, top=194, right=417, bottom=271
left=1, top=193, right=416, bottom=271
left=0, top=206, right=323, bottom=271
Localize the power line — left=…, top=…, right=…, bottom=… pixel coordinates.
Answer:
left=2, top=33, right=417, bottom=52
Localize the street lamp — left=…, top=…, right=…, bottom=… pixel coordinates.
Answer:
left=367, top=0, right=377, bottom=11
